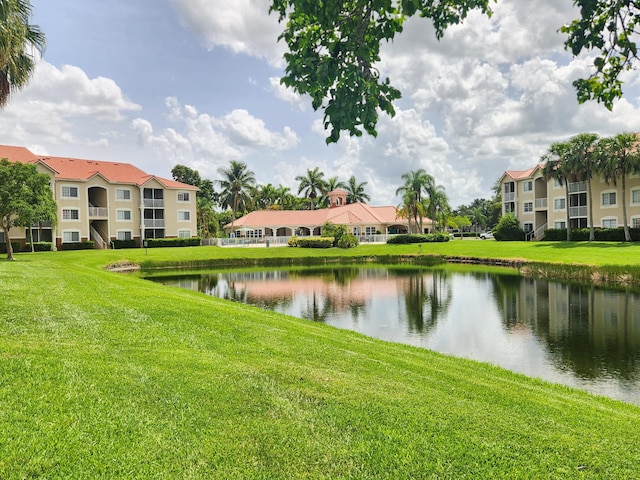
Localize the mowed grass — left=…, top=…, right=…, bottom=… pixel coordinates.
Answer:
left=1, top=242, right=640, bottom=478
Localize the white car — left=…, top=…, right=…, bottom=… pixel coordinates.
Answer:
left=479, top=231, right=494, bottom=240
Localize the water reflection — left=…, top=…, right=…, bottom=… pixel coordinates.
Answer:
left=151, top=266, right=640, bottom=405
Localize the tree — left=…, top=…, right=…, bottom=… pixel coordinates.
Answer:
left=171, top=164, right=201, bottom=187
left=171, top=166, right=218, bottom=238
left=598, top=132, right=640, bottom=242
left=395, top=169, right=434, bottom=233
left=542, top=141, right=573, bottom=241
left=217, top=160, right=256, bottom=232
left=0, top=158, right=56, bottom=260
left=0, top=0, right=45, bottom=107
left=345, top=175, right=370, bottom=204
left=319, top=176, right=346, bottom=208
left=493, top=213, right=525, bottom=241
left=566, top=133, right=600, bottom=241
left=296, top=167, right=327, bottom=210
left=270, top=0, right=639, bottom=143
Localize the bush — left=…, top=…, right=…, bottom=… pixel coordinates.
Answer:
left=145, top=237, right=201, bottom=248
left=493, top=214, right=524, bottom=241
left=61, top=241, right=94, bottom=251
left=387, top=233, right=450, bottom=244
left=288, top=236, right=298, bottom=247
left=336, top=233, right=359, bottom=248
left=295, top=237, right=334, bottom=248
left=321, top=223, right=351, bottom=247
left=0, top=242, right=22, bottom=254
left=31, top=242, right=52, bottom=252
left=112, top=239, right=138, bottom=249
left=543, top=227, right=640, bottom=242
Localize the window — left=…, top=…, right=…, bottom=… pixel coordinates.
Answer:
left=554, top=198, right=566, bottom=210
left=177, top=192, right=190, bottom=202
left=553, top=178, right=561, bottom=188
left=602, top=192, right=617, bottom=207
left=633, top=217, right=640, bottom=229
left=554, top=221, right=566, bottom=229
left=246, top=229, right=262, bottom=238
left=61, top=185, right=79, bottom=198
left=178, top=210, right=190, bottom=221
left=117, top=231, right=132, bottom=241
left=602, top=218, right=617, bottom=228
left=523, top=202, right=533, bottom=213
left=62, top=231, right=80, bottom=243
left=62, top=208, right=79, bottom=220
left=116, top=209, right=132, bottom=221
left=523, top=223, right=533, bottom=233
left=178, top=230, right=191, bottom=238
left=353, top=227, right=362, bottom=235
left=365, top=226, right=377, bottom=235
left=523, top=181, right=533, bottom=192
left=632, top=189, right=640, bottom=205
left=116, top=188, right=131, bottom=201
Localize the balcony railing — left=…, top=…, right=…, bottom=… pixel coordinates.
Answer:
left=503, top=192, right=515, bottom=202
left=568, top=181, right=587, bottom=193
left=569, top=206, right=587, bottom=217
left=88, top=207, right=108, bottom=218
left=144, top=199, right=164, bottom=208
left=144, top=219, right=165, bottom=228
left=535, top=198, right=547, bottom=209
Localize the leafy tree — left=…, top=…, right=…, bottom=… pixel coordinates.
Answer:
left=0, top=0, right=45, bottom=107
left=270, top=0, right=639, bottom=143
left=217, top=160, right=256, bottom=232
left=296, top=167, right=327, bottom=210
left=493, top=213, right=525, bottom=241
left=0, top=158, right=56, bottom=260
left=598, top=132, right=640, bottom=242
left=345, top=175, right=370, bottom=204
left=170, top=164, right=201, bottom=187
left=447, top=215, right=471, bottom=238
left=171, top=165, right=218, bottom=238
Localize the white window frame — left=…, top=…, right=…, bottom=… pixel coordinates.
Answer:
left=178, top=229, right=191, bottom=238
left=177, top=191, right=191, bottom=202
left=116, top=209, right=132, bottom=221
left=553, top=197, right=566, bottom=211
left=632, top=217, right=640, bottom=229
left=177, top=210, right=191, bottom=221
left=246, top=229, right=262, bottom=238
left=365, top=226, right=376, bottom=235
left=116, top=230, right=133, bottom=241
left=62, top=230, right=81, bottom=243
left=523, top=202, right=533, bottom=213
left=631, top=189, right=640, bottom=205
left=601, top=191, right=617, bottom=208
left=61, top=185, right=79, bottom=198
left=523, top=222, right=533, bottom=233
left=602, top=217, right=617, bottom=228
left=116, top=188, right=132, bottom=201
left=523, top=181, right=533, bottom=192
left=352, top=226, right=362, bottom=236
left=62, top=208, right=80, bottom=221
left=554, top=221, right=566, bottom=229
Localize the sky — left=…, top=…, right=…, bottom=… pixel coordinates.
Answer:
left=4, top=0, right=640, bottom=208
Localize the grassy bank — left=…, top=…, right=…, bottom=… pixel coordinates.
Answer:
left=1, top=243, right=640, bottom=478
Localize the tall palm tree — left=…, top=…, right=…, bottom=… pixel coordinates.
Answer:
left=599, top=132, right=640, bottom=242
left=0, top=0, right=45, bottom=107
left=566, top=133, right=600, bottom=241
left=396, top=169, right=435, bottom=233
left=296, top=167, right=327, bottom=210
left=217, top=160, right=256, bottom=233
left=542, top=141, right=573, bottom=241
left=428, top=187, right=449, bottom=232
left=346, top=175, right=371, bottom=204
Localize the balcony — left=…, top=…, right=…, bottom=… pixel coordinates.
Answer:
left=88, top=207, right=108, bottom=218
left=569, top=206, right=587, bottom=217
left=144, top=219, right=165, bottom=228
left=568, top=182, right=587, bottom=193
left=144, top=199, right=164, bottom=208
left=535, top=198, right=547, bottom=210
left=503, top=192, right=515, bottom=202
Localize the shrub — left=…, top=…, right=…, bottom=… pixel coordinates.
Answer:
left=61, top=241, right=94, bottom=251
left=322, top=223, right=350, bottom=247
left=288, top=236, right=298, bottom=247
left=0, top=242, right=22, bottom=254
left=145, top=238, right=201, bottom=248
left=295, top=237, right=334, bottom=248
left=112, top=239, right=138, bottom=249
left=31, top=242, right=52, bottom=252
left=493, top=214, right=524, bottom=241
left=543, top=227, right=640, bottom=242
left=336, top=233, right=359, bottom=248
left=387, top=233, right=450, bottom=244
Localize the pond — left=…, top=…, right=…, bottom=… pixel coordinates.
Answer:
left=148, top=265, right=640, bottom=406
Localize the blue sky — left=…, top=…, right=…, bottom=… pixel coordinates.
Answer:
left=4, top=0, right=640, bottom=208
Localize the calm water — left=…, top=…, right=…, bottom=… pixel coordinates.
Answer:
left=150, top=266, right=640, bottom=406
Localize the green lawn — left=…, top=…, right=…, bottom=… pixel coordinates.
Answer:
left=1, top=242, right=639, bottom=478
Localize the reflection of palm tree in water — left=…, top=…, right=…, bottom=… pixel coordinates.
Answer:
left=402, top=270, right=452, bottom=334
left=301, top=291, right=335, bottom=322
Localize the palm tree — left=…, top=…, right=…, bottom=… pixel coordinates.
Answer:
left=217, top=160, right=256, bottom=233
left=0, top=0, right=46, bottom=107
left=566, top=133, right=600, bottom=241
left=599, top=132, right=640, bottom=242
left=296, top=167, right=327, bottom=210
left=429, top=187, right=449, bottom=232
left=396, top=169, right=435, bottom=233
left=319, top=176, right=346, bottom=208
left=346, top=176, right=371, bottom=204
left=542, top=141, right=573, bottom=241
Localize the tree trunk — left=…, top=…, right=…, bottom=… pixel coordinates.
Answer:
left=587, top=179, right=595, bottom=242
left=622, top=176, right=631, bottom=241
left=2, top=224, right=14, bottom=260
left=564, top=184, right=571, bottom=241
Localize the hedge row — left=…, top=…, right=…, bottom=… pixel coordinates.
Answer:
left=144, top=237, right=201, bottom=248
left=387, top=233, right=450, bottom=244
left=0, top=242, right=22, bottom=254
left=61, top=241, right=95, bottom=251
left=288, top=237, right=334, bottom=248
left=112, top=239, right=138, bottom=249
left=544, top=227, right=640, bottom=241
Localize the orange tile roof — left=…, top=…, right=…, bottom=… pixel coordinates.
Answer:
left=503, top=163, right=545, bottom=181
left=0, top=144, right=197, bottom=190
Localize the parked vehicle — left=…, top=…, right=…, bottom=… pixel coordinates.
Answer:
left=479, top=231, right=494, bottom=240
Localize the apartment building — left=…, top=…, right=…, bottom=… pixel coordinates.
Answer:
left=499, top=164, right=640, bottom=240
left=1, top=145, right=198, bottom=249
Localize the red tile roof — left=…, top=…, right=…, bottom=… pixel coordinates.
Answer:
left=0, top=144, right=197, bottom=190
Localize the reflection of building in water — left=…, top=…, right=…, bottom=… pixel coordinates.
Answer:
left=494, top=275, right=640, bottom=379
